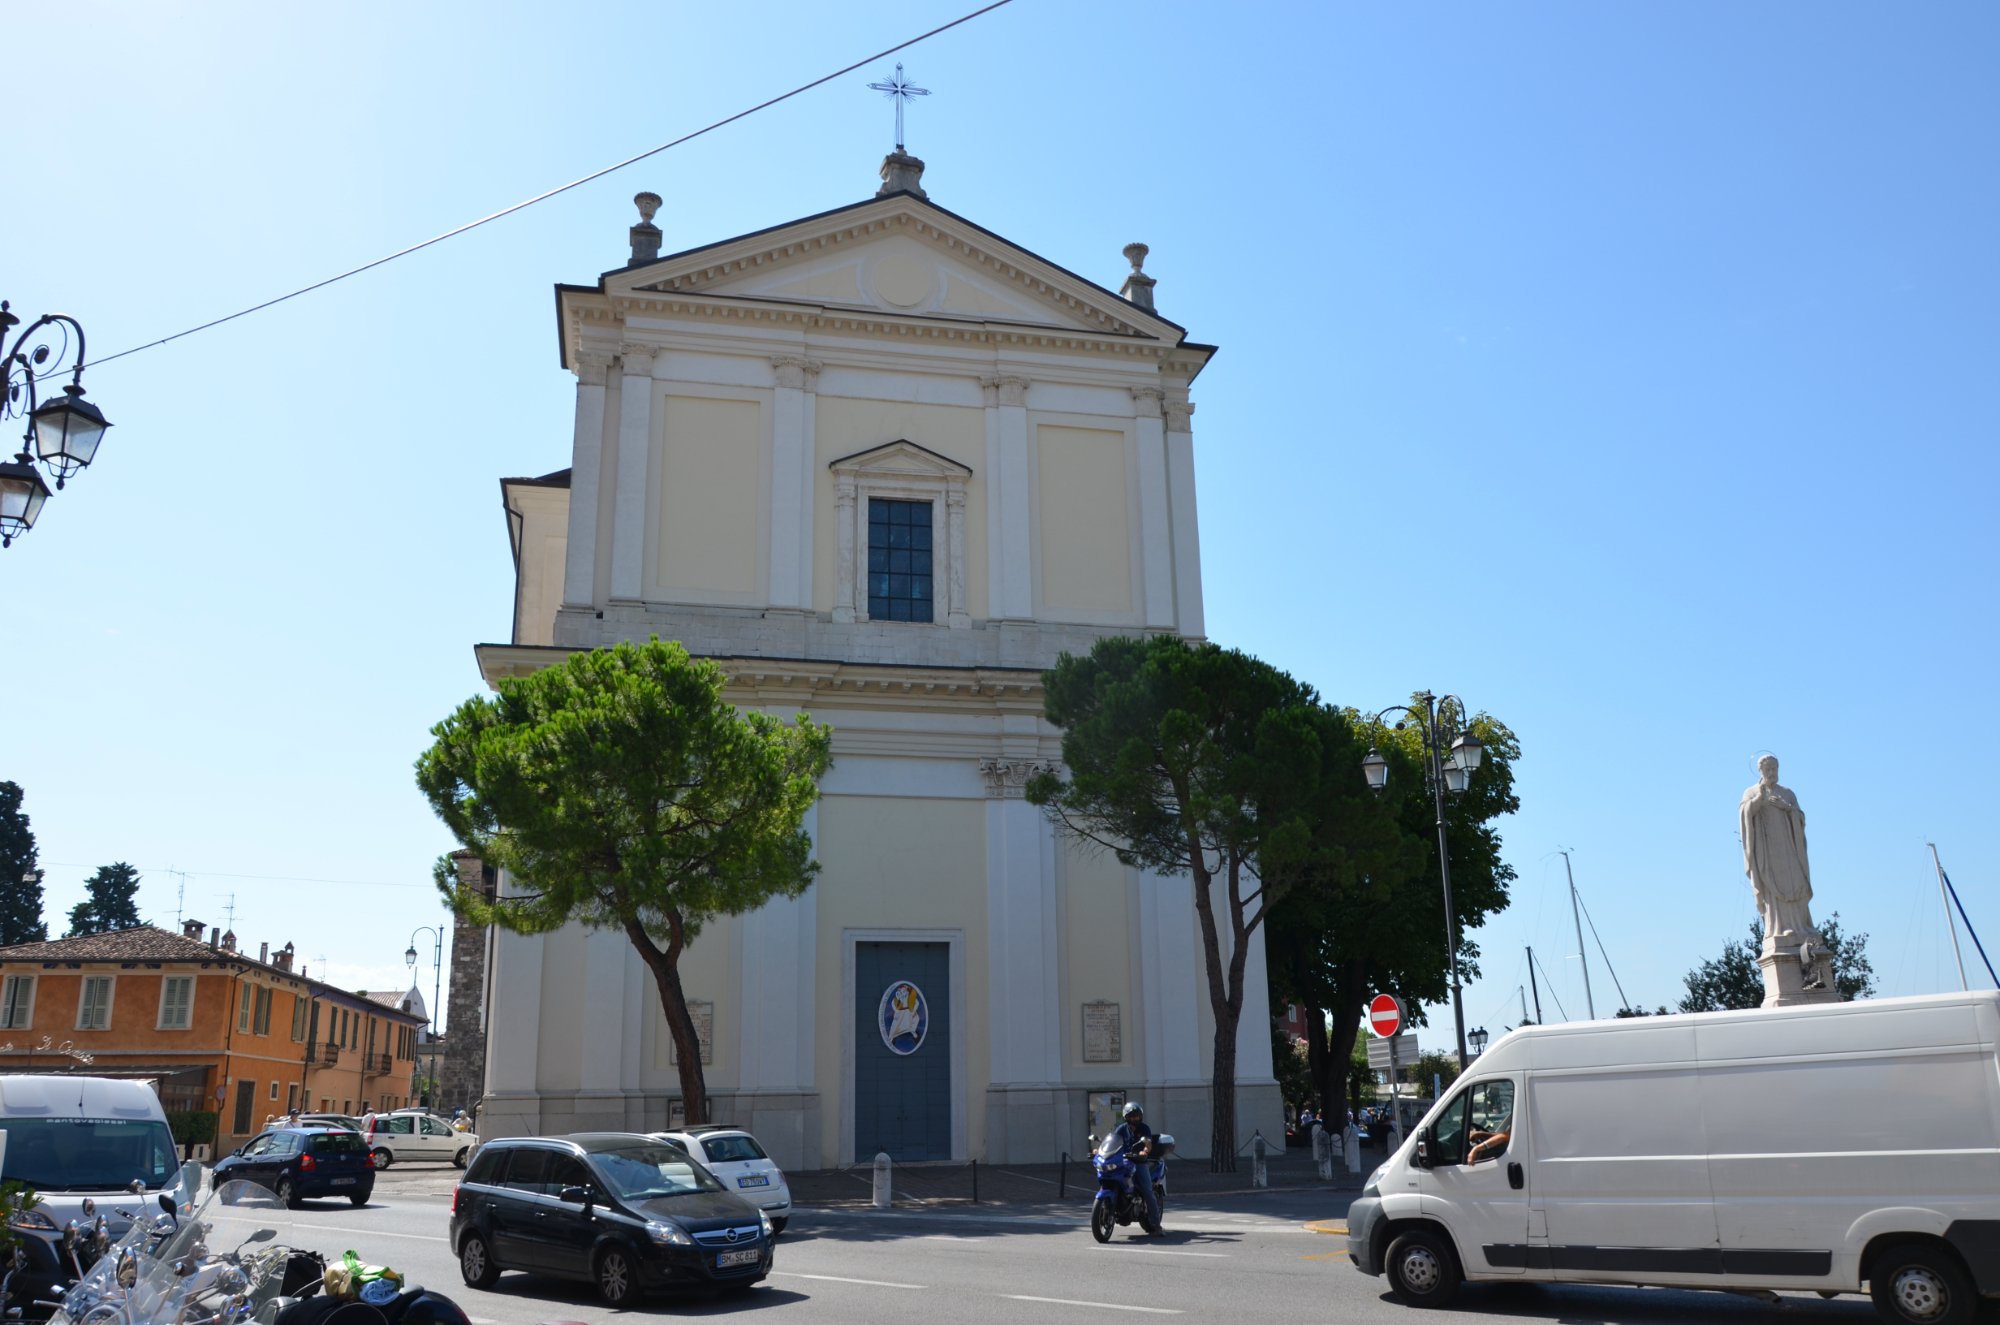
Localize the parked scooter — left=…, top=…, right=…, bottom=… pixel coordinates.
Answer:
left=1088, top=1132, right=1174, bottom=1242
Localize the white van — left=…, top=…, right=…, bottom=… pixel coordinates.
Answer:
left=1346, top=991, right=2000, bottom=1325
left=0, top=1074, right=180, bottom=1218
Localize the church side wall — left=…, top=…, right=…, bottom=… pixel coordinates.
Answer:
left=508, top=485, right=569, bottom=647
left=649, top=391, right=767, bottom=604
left=1035, top=423, right=1137, bottom=622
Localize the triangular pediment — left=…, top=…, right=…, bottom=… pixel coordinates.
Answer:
left=608, top=194, right=1176, bottom=342
left=828, top=439, right=973, bottom=479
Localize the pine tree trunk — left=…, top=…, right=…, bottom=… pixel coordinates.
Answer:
left=622, top=912, right=708, bottom=1126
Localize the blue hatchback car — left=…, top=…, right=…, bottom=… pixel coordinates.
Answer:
left=213, top=1125, right=374, bottom=1207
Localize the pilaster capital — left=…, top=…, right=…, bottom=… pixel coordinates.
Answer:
left=980, top=374, right=1031, bottom=408
left=1163, top=399, right=1196, bottom=432
left=945, top=487, right=967, bottom=509
left=1129, top=385, right=1166, bottom=418
left=978, top=757, right=1059, bottom=799
left=771, top=355, right=824, bottom=391
left=834, top=473, right=858, bottom=502
left=573, top=348, right=614, bottom=386
left=617, top=343, right=657, bottom=376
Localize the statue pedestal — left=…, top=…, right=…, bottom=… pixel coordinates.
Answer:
left=1759, top=945, right=1837, bottom=1008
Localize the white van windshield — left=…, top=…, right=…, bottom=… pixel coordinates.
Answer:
left=1, top=1116, right=179, bottom=1190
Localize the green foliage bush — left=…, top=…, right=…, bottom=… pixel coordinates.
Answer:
left=167, top=1110, right=219, bottom=1146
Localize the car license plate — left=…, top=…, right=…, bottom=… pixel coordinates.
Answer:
left=331, top=1177, right=356, bottom=1186
left=717, top=1248, right=759, bottom=1267
left=737, top=1175, right=769, bottom=1188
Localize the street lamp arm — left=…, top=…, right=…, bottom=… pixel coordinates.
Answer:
left=2, top=310, right=90, bottom=432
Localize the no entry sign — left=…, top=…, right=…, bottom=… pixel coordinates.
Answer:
left=1367, top=994, right=1404, bottom=1039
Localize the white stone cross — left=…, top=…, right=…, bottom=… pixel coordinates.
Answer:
left=867, top=63, right=930, bottom=152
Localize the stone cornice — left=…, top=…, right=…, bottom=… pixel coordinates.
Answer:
left=568, top=290, right=1177, bottom=363
left=474, top=644, right=1045, bottom=709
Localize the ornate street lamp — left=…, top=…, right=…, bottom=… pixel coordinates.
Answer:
left=407, top=925, right=446, bottom=1106
left=1469, top=1026, right=1489, bottom=1056
left=1, top=301, right=113, bottom=547
left=1361, top=691, right=1485, bottom=1065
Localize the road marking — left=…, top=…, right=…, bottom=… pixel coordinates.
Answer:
left=1004, top=1296, right=1181, bottom=1314
left=773, top=1272, right=925, bottom=1289
left=1304, top=1219, right=1347, bottom=1235
left=308, top=1224, right=449, bottom=1243
left=1106, top=1247, right=1227, bottom=1258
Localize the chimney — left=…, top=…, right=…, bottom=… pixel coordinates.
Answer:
left=877, top=150, right=927, bottom=200
left=258, top=941, right=269, bottom=964
left=182, top=918, right=204, bottom=941
left=629, top=192, right=662, bottom=266
left=275, top=943, right=294, bottom=972
left=1119, top=243, right=1156, bottom=312
left=208, top=926, right=220, bottom=949
left=220, top=929, right=237, bottom=953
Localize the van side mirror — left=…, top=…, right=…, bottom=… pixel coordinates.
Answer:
left=560, top=1185, right=593, bottom=1206
left=1413, top=1130, right=1433, bottom=1169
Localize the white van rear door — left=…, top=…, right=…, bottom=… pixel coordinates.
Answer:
left=1419, top=1078, right=1529, bottom=1277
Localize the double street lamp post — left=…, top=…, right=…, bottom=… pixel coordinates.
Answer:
left=0, top=302, right=113, bottom=547
left=1361, top=691, right=1485, bottom=1066
left=405, top=927, right=445, bottom=1107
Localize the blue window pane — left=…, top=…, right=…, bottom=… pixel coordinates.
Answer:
left=869, top=548, right=887, bottom=573
left=871, top=574, right=891, bottom=598
left=911, top=524, right=932, bottom=550
left=911, top=577, right=931, bottom=600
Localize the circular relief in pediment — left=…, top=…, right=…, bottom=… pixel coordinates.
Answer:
left=872, top=254, right=932, bottom=309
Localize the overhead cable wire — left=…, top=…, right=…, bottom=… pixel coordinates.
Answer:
left=84, top=0, right=1016, bottom=372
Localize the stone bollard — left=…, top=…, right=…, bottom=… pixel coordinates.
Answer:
left=1343, top=1125, right=1361, bottom=1174
left=1251, top=1131, right=1268, bottom=1188
left=872, top=1151, right=892, bottom=1209
left=1312, top=1125, right=1334, bottom=1180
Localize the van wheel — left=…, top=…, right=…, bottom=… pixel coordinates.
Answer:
left=1386, top=1229, right=1461, bottom=1308
left=1869, top=1243, right=1975, bottom=1325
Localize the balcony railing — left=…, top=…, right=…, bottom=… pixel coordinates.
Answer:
left=309, top=1042, right=339, bottom=1067
left=362, top=1052, right=393, bottom=1077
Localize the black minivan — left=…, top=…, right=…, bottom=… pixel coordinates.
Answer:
left=451, top=1133, right=772, bottom=1306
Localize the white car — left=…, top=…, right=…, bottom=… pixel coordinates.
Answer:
left=652, top=1125, right=792, bottom=1231
left=360, top=1109, right=478, bottom=1169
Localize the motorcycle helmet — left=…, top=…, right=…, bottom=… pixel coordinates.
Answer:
left=1122, top=1101, right=1143, bottom=1120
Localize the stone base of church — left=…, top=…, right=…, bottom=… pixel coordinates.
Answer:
left=476, top=1089, right=824, bottom=1169
left=1759, top=946, right=1838, bottom=1008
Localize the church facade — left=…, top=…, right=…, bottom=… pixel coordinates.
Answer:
left=472, top=153, right=1280, bottom=1167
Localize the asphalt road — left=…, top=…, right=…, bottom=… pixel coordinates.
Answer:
left=237, top=1165, right=1898, bottom=1323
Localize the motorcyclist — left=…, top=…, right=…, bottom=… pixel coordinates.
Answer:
left=1108, top=1101, right=1163, bottom=1233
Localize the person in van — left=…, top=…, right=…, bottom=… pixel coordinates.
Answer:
left=1467, top=1110, right=1512, bottom=1164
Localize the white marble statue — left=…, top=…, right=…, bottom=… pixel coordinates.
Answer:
left=1740, top=754, right=1830, bottom=989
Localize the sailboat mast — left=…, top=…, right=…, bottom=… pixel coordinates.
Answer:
left=1930, top=842, right=1970, bottom=992
left=1526, top=945, right=1544, bottom=1022
left=1562, top=849, right=1596, bottom=1019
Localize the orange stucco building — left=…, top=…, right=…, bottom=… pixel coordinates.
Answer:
left=0, top=922, right=428, bottom=1150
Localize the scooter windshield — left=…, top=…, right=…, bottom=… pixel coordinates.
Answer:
left=123, top=1179, right=319, bottom=1325
left=1096, top=1133, right=1127, bottom=1160
left=45, top=1161, right=207, bottom=1325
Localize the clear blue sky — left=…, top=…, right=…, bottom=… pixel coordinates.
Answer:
left=8, top=2, right=1996, bottom=1038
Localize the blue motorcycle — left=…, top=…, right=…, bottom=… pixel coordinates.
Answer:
left=1089, top=1132, right=1174, bottom=1242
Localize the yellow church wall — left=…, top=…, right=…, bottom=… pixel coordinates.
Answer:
left=812, top=793, right=990, bottom=1162
left=811, top=397, right=988, bottom=620
left=1060, top=840, right=1135, bottom=1074
left=1036, top=424, right=1133, bottom=619
left=650, top=392, right=765, bottom=602
left=536, top=926, right=587, bottom=1093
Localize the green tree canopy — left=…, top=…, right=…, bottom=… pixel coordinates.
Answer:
left=1027, top=635, right=1350, bottom=1170
left=415, top=637, right=832, bottom=1125
left=0, top=783, right=47, bottom=946
left=1264, top=701, right=1519, bottom=1128
left=1679, top=914, right=1876, bottom=1012
left=66, top=862, right=142, bottom=937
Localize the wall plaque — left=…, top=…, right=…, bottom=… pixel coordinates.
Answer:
left=667, top=999, right=714, bottom=1066
left=1082, top=1000, right=1122, bottom=1063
